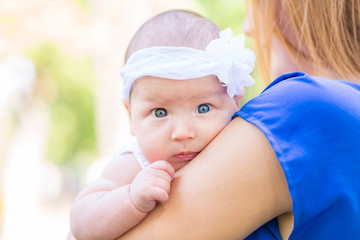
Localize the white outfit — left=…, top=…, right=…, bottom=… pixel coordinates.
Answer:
left=114, top=136, right=150, bottom=168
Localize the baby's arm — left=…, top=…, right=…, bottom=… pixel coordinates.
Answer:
left=70, top=154, right=175, bottom=240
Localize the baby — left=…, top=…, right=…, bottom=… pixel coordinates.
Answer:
left=70, top=9, right=255, bottom=240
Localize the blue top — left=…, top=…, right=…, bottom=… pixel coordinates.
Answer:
left=234, top=72, right=360, bottom=239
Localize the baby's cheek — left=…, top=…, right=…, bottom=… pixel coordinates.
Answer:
left=140, top=144, right=165, bottom=163
left=200, top=120, right=229, bottom=147
left=210, top=119, right=229, bottom=136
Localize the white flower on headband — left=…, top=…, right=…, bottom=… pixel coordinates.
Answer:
left=120, top=28, right=255, bottom=100
left=206, top=28, right=255, bottom=97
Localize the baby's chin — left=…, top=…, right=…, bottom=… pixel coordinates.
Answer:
left=172, top=160, right=192, bottom=172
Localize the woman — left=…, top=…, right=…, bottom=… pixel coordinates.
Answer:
left=116, top=0, right=360, bottom=239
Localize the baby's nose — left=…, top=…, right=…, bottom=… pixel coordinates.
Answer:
left=171, top=120, right=195, bottom=141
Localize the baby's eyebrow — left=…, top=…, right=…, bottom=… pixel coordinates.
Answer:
left=139, top=82, right=227, bottom=105
left=141, top=96, right=171, bottom=106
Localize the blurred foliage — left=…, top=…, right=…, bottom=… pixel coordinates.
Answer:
left=0, top=16, right=14, bottom=26
left=194, top=0, right=264, bottom=105
left=71, top=0, right=90, bottom=13
left=26, top=41, right=97, bottom=167
left=194, top=0, right=246, bottom=34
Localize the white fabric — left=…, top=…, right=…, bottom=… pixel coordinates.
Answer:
left=114, top=136, right=150, bottom=169
left=120, top=28, right=256, bottom=100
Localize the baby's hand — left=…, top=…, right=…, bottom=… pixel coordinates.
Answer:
left=130, top=160, right=175, bottom=213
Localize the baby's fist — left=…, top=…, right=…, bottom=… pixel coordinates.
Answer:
left=130, top=161, right=175, bottom=212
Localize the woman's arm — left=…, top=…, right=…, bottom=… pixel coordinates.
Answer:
left=118, top=117, right=292, bottom=239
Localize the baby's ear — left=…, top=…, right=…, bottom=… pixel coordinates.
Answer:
left=234, top=94, right=243, bottom=109
left=122, top=97, right=130, bottom=115
left=234, top=88, right=246, bottom=108
left=122, top=97, right=135, bottom=135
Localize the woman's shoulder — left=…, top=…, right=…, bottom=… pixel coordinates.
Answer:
left=237, top=71, right=360, bottom=171
left=238, top=71, right=360, bottom=126
left=237, top=71, right=360, bottom=177
left=236, top=72, right=360, bottom=239
left=259, top=71, right=359, bottom=107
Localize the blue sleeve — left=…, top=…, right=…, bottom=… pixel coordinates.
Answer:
left=234, top=72, right=360, bottom=239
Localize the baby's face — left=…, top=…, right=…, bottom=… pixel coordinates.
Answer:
left=127, top=75, right=239, bottom=171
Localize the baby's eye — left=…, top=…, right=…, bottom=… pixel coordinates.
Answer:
left=152, top=108, right=167, bottom=118
left=197, top=104, right=211, bottom=114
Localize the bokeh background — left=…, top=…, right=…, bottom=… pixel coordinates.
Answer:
left=0, top=0, right=264, bottom=239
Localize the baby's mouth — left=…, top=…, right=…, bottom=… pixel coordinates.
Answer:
left=172, top=152, right=199, bottom=161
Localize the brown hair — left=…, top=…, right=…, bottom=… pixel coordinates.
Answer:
left=247, top=0, right=360, bottom=83
left=124, top=9, right=221, bottom=62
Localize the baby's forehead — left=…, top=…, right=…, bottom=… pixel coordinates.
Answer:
left=130, top=75, right=227, bottom=101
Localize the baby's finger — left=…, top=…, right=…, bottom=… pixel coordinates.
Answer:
left=149, top=160, right=175, bottom=179
left=149, top=186, right=169, bottom=204
left=153, top=177, right=171, bottom=195
left=150, top=168, right=173, bottom=183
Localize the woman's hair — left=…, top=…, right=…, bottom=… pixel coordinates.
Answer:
left=247, top=0, right=360, bottom=83
left=125, top=10, right=221, bottom=62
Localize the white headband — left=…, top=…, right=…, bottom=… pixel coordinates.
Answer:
left=120, top=28, right=255, bottom=100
